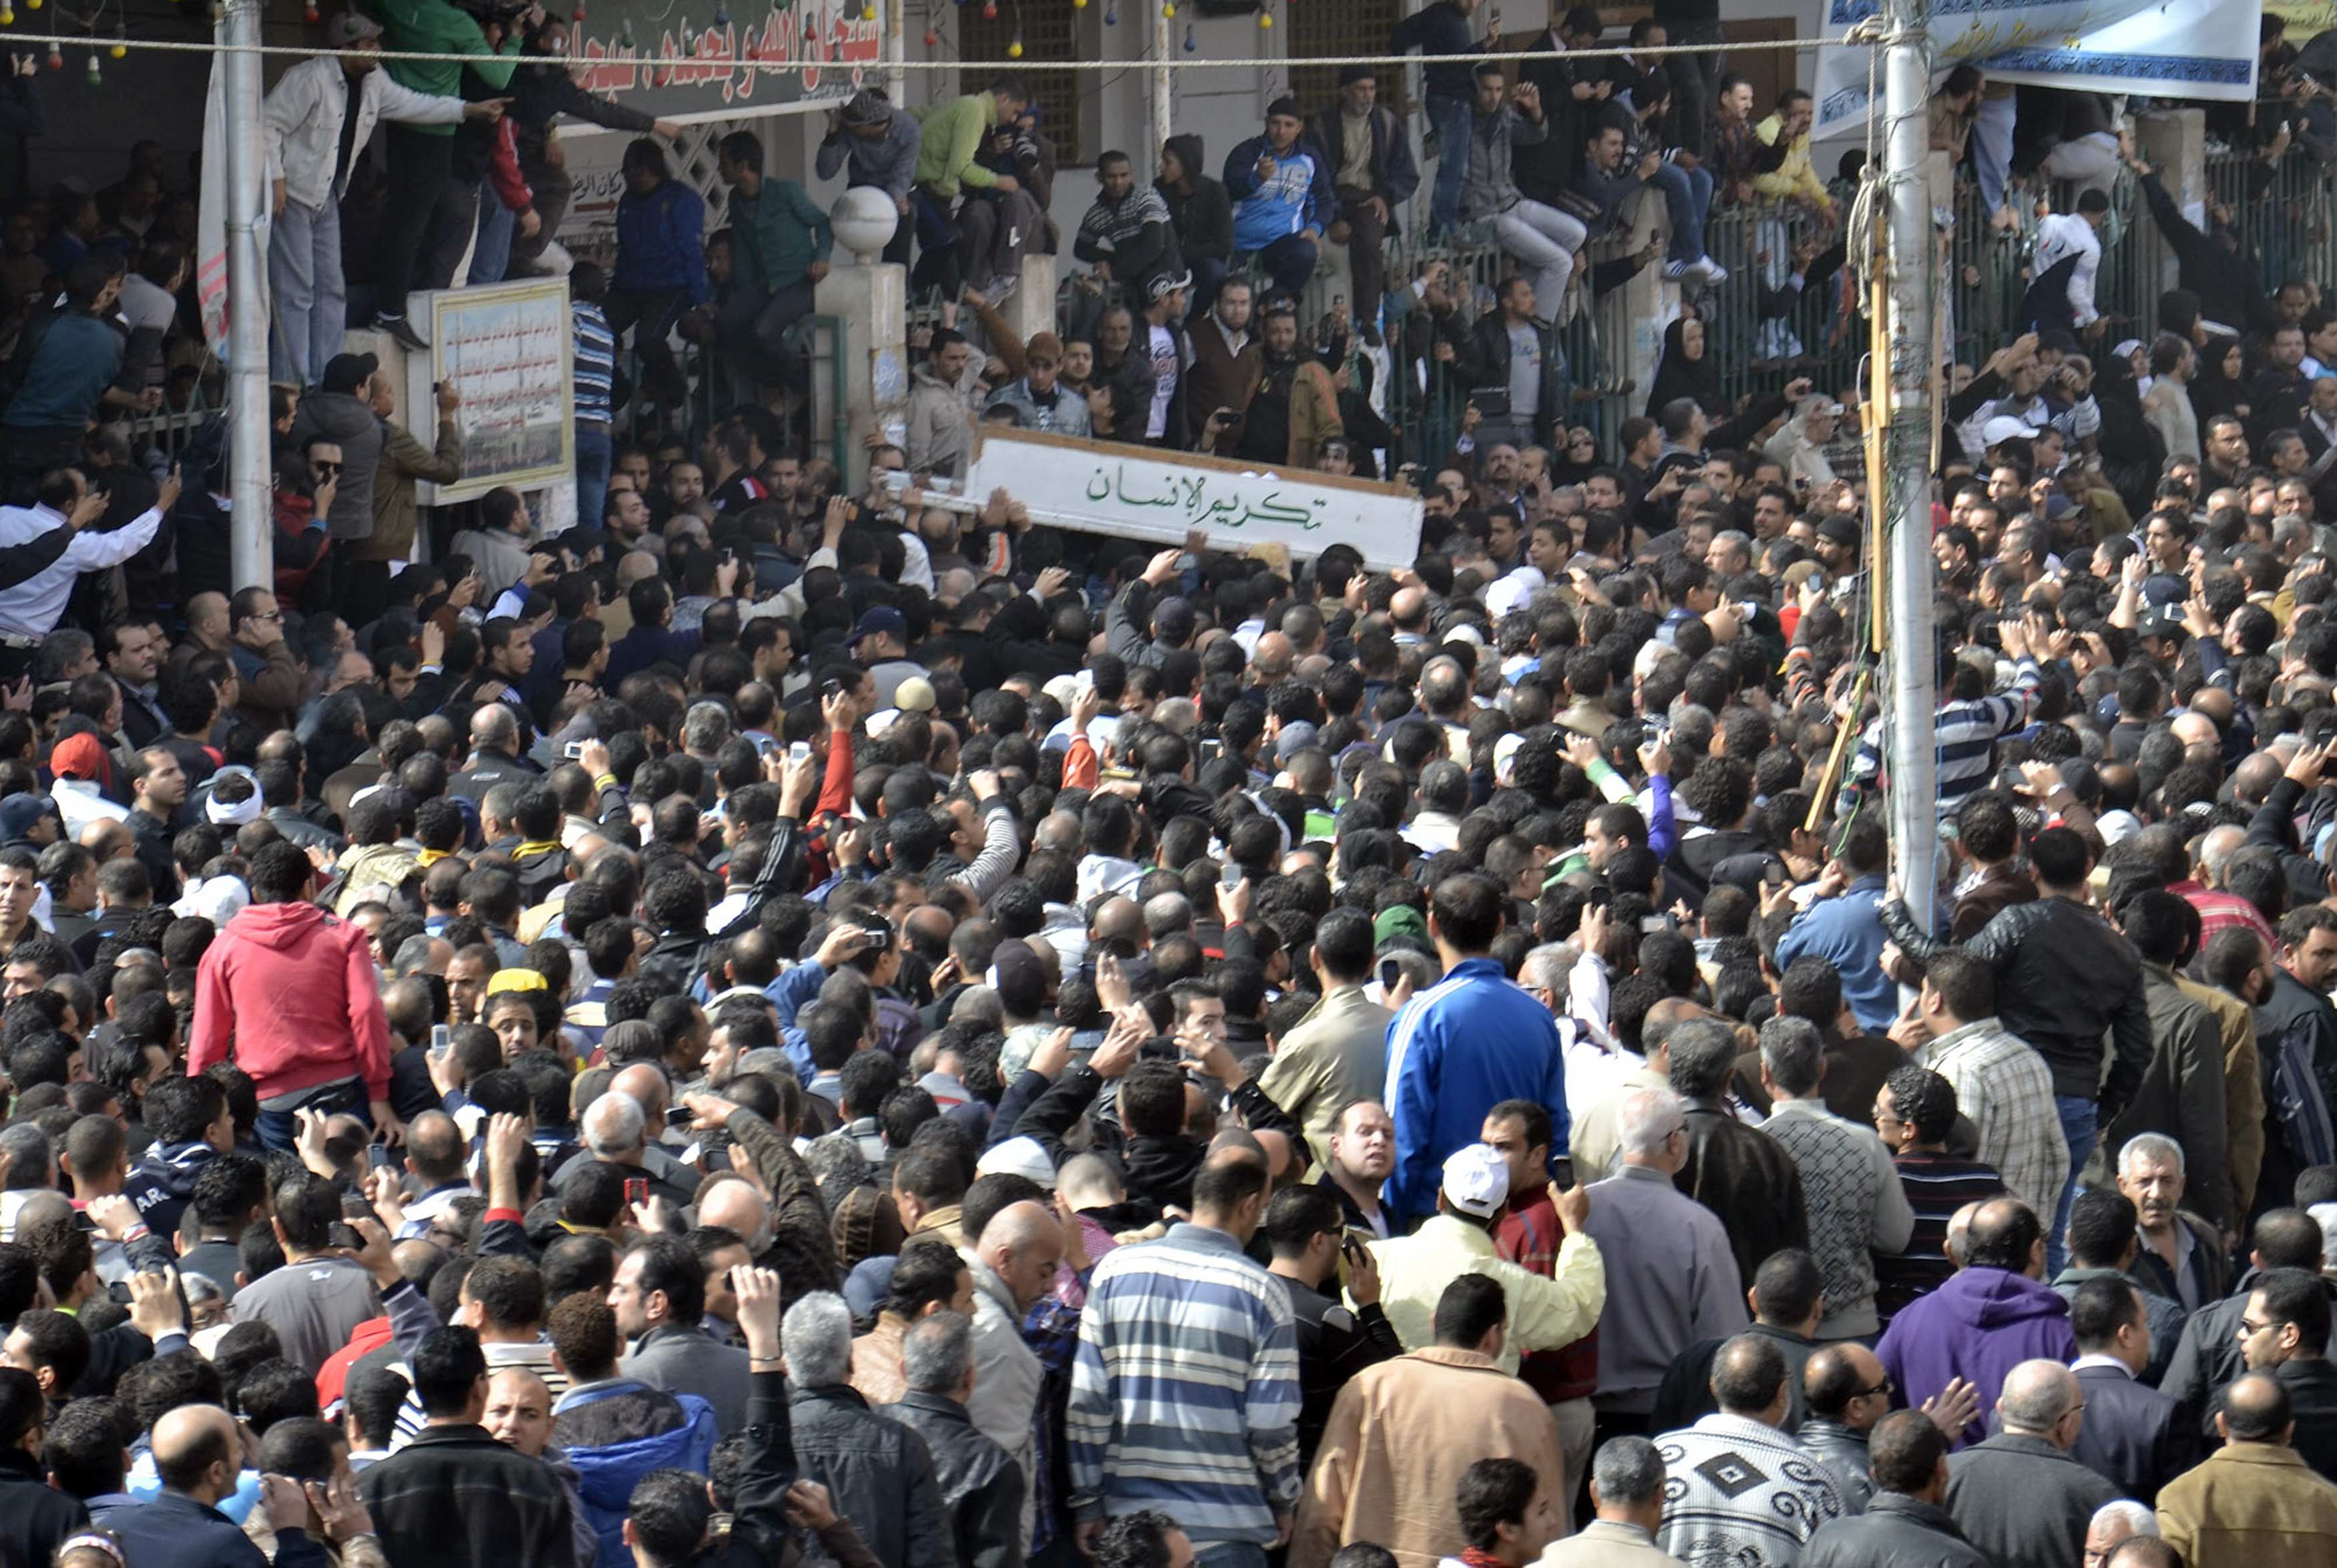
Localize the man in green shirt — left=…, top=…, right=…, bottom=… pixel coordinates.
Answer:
left=363, top=0, right=521, bottom=350
left=709, top=130, right=835, bottom=393
left=909, top=75, right=1029, bottom=318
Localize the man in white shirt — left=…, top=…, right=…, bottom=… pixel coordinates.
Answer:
left=0, top=467, right=176, bottom=676
left=2023, top=188, right=2109, bottom=338
left=261, top=11, right=491, bottom=384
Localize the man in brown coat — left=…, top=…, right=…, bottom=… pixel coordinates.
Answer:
left=2157, top=1372, right=2337, bottom=1567
left=1292, top=1273, right=1564, bottom=1568
left=353, top=374, right=463, bottom=619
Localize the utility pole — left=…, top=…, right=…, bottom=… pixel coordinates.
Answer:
left=1880, top=0, right=1940, bottom=927
left=221, top=0, right=271, bottom=593
left=1149, top=1, right=1173, bottom=181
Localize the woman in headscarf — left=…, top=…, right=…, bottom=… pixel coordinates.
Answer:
left=2187, top=334, right=2251, bottom=427
left=1645, top=312, right=1726, bottom=417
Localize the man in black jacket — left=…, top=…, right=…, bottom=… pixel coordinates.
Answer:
left=1263, top=1183, right=1404, bottom=1471
left=782, top=1289, right=953, bottom=1568
left=879, top=1312, right=1025, bottom=1568
left=0, top=1366, right=84, bottom=1568
left=1802, top=1411, right=1988, bottom=1568
left=2159, top=1208, right=2330, bottom=1439
left=1446, top=275, right=1568, bottom=451
left=359, top=1324, right=578, bottom=1567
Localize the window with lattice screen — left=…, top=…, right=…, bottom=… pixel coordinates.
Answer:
left=958, top=3, right=1082, bottom=168
left=1287, top=0, right=1407, bottom=114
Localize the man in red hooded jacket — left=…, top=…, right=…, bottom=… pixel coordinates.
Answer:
left=187, top=838, right=399, bottom=1151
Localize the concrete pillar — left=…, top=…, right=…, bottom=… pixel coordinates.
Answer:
left=2134, top=108, right=2204, bottom=300
left=816, top=260, right=909, bottom=489
left=1004, top=250, right=1058, bottom=350
left=1616, top=186, right=1675, bottom=421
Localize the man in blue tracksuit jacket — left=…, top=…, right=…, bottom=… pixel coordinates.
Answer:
left=1383, top=872, right=1571, bottom=1222
left=1222, top=95, right=1337, bottom=306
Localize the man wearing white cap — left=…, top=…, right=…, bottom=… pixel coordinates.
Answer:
left=261, top=13, right=501, bottom=383
left=1361, top=1143, right=1605, bottom=1378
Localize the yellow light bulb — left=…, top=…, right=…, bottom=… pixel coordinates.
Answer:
left=0, top=10, right=15, bottom=24
left=1007, top=37, right=1022, bottom=54
left=108, top=41, right=122, bottom=55
left=1257, top=9, right=1269, bottom=21
left=1160, top=2, right=1173, bottom=15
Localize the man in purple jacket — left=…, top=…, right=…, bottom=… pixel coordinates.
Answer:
left=1876, top=1198, right=2076, bottom=1447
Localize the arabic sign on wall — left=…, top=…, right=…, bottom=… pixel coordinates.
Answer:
left=407, top=278, right=575, bottom=505
left=968, top=429, right=1425, bottom=571
left=566, top=0, right=883, bottom=121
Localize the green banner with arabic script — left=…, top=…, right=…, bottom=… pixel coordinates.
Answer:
left=568, top=0, right=883, bottom=118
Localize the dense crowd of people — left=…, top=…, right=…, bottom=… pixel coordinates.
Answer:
left=11, top=5, right=2337, bottom=1568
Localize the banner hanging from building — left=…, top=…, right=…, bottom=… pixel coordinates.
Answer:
left=562, top=0, right=884, bottom=121
left=1813, top=0, right=2260, bottom=137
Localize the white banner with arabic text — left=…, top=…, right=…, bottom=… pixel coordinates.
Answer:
left=1814, top=0, right=2260, bottom=138
left=968, top=429, right=1424, bottom=571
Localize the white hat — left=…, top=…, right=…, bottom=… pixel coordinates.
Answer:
left=1441, top=1143, right=1509, bottom=1220
left=976, top=1135, right=1058, bottom=1190
left=1980, top=415, right=2035, bottom=449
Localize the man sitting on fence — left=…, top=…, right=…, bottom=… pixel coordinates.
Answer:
left=1458, top=65, right=1587, bottom=330
left=1223, top=98, right=1337, bottom=307
left=1075, top=150, right=1183, bottom=306
left=1307, top=67, right=1418, bottom=346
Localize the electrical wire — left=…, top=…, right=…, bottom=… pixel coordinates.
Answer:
left=0, top=27, right=1876, bottom=69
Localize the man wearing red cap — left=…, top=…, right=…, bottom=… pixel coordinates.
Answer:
left=46, top=732, right=124, bottom=838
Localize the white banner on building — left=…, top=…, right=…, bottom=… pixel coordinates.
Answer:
left=968, top=429, right=1424, bottom=571
left=196, top=57, right=230, bottom=359
left=1814, top=0, right=2261, bottom=136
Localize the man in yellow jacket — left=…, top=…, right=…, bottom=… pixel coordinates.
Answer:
left=1361, top=1143, right=1605, bottom=1376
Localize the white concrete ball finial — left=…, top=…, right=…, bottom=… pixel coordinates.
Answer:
left=832, top=186, right=900, bottom=266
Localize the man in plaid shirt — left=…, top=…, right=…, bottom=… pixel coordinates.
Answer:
left=1892, top=950, right=2069, bottom=1225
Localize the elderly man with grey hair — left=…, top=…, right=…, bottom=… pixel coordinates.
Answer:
left=549, top=1090, right=696, bottom=1208
left=1755, top=1015, right=1912, bottom=1342
left=1518, top=939, right=1634, bottom=1130
left=879, top=1312, right=1026, bottom=1568
left=2084, top=1499, right=2158, bottom=1567
left=782, top=1290, right=955, bottom=1568
left=2113, top=1130, right=2229, bottom=1310
left=1582, top=1085, right=1748, bottom=1443
left=1541, top=1436, right=1681, bottom=1566
left=1944, top=1359, right=2121, bottom=1568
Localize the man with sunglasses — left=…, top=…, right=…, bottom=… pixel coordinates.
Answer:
left=288, top=352, right=387, bottom=617
left=1798, top=1342, right=1898, bottom=1512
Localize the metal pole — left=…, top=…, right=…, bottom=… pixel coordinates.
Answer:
left=1148, top=1, right=1172, bottom=174
left=885, top=0, right=904, bottom=107
left=1881, top=0, right=1938, bottom=924
left=222, top=0, right=271, bottom=593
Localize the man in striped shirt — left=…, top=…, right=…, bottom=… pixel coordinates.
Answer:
left=1068, top=1152, right=1301, bottom=1565
left=1870, top=1064, right=2006, bottom=1324
left=1844, top=616, right=2044, bottom=818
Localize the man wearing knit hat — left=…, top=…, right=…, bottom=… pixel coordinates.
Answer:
left=816, top=89, right=923, bottom=267
left=1224, top=99, right=1336, bottom=304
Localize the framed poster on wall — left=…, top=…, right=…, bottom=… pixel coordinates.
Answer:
left=408, top=278, right=576, bottom=505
